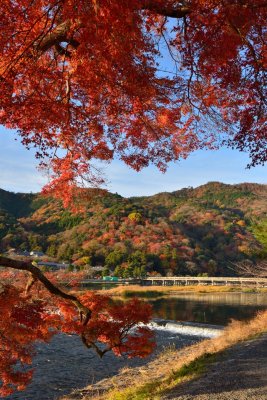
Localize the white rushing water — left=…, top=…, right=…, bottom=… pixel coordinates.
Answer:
left=150, top=319, right=224, bottom=338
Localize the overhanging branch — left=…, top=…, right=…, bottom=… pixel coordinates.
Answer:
left=0, top=256, right=91, bottom=324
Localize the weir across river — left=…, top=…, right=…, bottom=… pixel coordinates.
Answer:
left=72, top=276, right=267, bottom=288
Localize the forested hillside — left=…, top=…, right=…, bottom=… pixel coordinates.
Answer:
left=1, top=182, right=266, bottom=277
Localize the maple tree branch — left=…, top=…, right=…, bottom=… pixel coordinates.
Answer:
left=34, top=20, right=71, bottom=52
left=81, top=334, right=111, bottom=358
left=32, top=0, right=267, bottom=57
left=0, top=1, right=190, bottom=71
left=0, top=256, right=91, bottom=323
left=141, top=1, right=191, bottom=18
left=31, top=2, right=191, bottom=55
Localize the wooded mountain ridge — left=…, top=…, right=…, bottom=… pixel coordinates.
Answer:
left=1, top=182, right=266, bottom=277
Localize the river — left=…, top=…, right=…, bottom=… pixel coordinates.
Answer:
left=6, top=292, right=267, bottom=400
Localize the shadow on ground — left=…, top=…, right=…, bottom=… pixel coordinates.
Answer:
left=163, top=334, right=267, bottom=400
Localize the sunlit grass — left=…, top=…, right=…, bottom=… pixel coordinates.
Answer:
left=105, top=284, right=267, bottom=298
left=105, top=353, right=217, bottom=400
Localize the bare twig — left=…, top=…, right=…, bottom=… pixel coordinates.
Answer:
left=235, top=260, right=267, bottom=278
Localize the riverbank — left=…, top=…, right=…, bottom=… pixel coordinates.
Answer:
left=61, top=310, right=267, bottom=400
left=104, top=284, right=267, bottom=298
left=162, top=332, right=267, bottom=400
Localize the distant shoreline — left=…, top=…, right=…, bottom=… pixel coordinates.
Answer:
left=103, top=284, right=267, bottom=298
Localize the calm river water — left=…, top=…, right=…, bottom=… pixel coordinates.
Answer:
left=6, top=292, right=267, bottom=400
left=149, top=291, right=267, bottom=325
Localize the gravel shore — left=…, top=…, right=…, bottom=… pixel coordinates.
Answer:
left=163, top=333, right=267, bottom=400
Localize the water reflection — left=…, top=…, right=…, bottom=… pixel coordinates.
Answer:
left=149, top=292, right=267, bottom=325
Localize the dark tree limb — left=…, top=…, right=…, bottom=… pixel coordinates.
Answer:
left=81, top=334, right=111, bottom=358
left=34, top=20, right=71, bottom=52
left=0, top=256, right=91, bottom=324
left=141, top=1, right=191, bottom=18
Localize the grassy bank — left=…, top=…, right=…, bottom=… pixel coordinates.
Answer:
left=62, top=310, right=267, bottom=400
left=104, top=352, right=218, bottom=400
left=105, top=284, right=267, bottom=298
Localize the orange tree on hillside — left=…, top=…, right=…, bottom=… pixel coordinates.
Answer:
left=0, top=0, right=266, bottom=395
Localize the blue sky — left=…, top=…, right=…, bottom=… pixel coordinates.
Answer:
left=0, top=126, right=266, bottom=197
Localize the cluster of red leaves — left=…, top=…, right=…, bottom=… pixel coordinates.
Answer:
left=1, top=1, right=265, bottom=205
left=53, top=293, right=155, bottom=358
left=80, top=294, right=155, bottom=358
left=0, top=270, right=155, bottom=396
left=0, top=285, right=54, bottom=396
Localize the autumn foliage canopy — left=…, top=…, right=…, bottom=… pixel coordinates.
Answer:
left=0, top=0, right=266, bottom=396
left=0, top=0, right=266, bottom=203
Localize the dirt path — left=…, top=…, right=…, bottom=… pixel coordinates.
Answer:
left=163, top=334, right=267, bottom=400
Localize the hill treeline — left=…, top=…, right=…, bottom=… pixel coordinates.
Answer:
left=0, top=182, right=266, bottom=277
